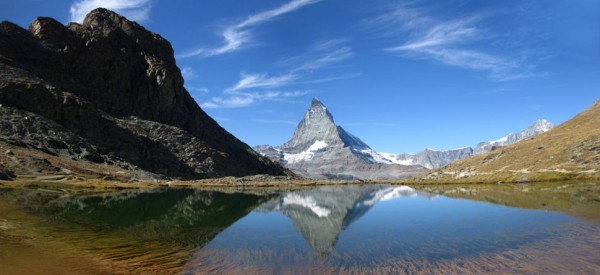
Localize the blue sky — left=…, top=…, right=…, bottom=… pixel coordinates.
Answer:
left=1, top=0, right=599, bottom=153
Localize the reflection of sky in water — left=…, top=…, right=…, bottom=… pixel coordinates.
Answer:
left=3, top=185, right=594, bottom=273
left=187, top=185, right=578, bottom=271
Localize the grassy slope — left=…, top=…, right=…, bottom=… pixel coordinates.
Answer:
left=410, top=99, right=600, bottom=183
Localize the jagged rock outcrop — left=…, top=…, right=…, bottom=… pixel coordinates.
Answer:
left=388, top=148, right=475, bottom=169
left=0, top=9, right=287, bottom=180
left=254, top=98, right=426, bottom=180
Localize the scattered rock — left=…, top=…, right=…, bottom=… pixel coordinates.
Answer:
left=0, top=169, right=16, bottom=180
left=4, top=150, right=13, bottom=155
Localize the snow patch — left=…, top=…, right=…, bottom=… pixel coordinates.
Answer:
left=360, top=186, right=417, bottom=206
left=284, top=140, right=328, bottom=164
left=308, top=140, right=328, bottom=151
left=283, top=194, right=330, bottom=217
left=491, top=136, right=509, bottom=144
left=378, top=152, right=417, bottom=166
left=360, top=149, right=393, bottom=164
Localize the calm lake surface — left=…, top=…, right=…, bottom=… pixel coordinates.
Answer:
left=1, top=183, right=599, bottom=274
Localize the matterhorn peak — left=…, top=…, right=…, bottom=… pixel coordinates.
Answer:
left=255, top=98, right=427, bottom=179
left=311, top=97, right=326, bottom=108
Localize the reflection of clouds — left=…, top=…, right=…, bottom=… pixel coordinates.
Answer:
left=283, top=194, right=331, bottom=217
left=360, top=186, right=417, bottom=206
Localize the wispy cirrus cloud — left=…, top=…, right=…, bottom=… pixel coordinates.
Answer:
left=202, top=41, right=357, bottom=108
left=178, top=0, right=321, bottom=58
left=228, top=40, right=355, bottom=92
left=180, top=66, right=198, bottom=80
left=385, top=16, right=481, bottom=51
left=369, top=3, right=544, bottom=81
left=201, top=90, right=309, bottom=109
left=227, top=73, right=298, bottom=92
left=185, top=86, right=210, bottom=94
left=291, top=47, right=354, bottom=73
left=252, top=119, right=298, bottom=125
left=69, top=0, right=152, bottom=23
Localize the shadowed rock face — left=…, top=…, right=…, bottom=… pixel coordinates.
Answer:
left=0, top=9, right=287, bottom=179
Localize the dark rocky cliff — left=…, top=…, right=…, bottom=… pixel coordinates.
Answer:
left=0, top=8, right=287, bottom=179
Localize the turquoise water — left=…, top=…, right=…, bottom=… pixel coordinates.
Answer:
left=1, top=184, right=599, bottom=273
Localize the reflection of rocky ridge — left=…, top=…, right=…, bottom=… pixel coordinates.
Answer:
left=258, top=185, right=418, bottom=255
left=35, top=189, right=273, bottom=245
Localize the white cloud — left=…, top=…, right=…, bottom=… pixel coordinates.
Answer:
left=69, top=0, right=152, bottom=23
left=178, top=0, right=321, bottom=58
left=253, top=119, right=298, bottom=125
left=181, top=66, right=198, bottom=80
left=372, top=4, right=542, bottom=81
left=227, top=73, right=298, bottom=92
left=202, top=90, right=309, bottom=109
left=291, top=47, right=354, bottom=73
left=206, top=43, right=357, bottom=109
left=386, top=17, right=480, bottom=51
left=186, top=86, right=209, bottom=94
left=224, top=43, right=355, bottom=93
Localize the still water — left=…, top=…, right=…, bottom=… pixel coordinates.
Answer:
left=0, top=184, right=599, bottom=274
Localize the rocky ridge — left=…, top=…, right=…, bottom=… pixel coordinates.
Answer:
left=379, top=119, right=554, bottom=169
left=0, top=9, right=287, bottom=180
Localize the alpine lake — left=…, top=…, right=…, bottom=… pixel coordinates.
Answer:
left=0, top=182, right=599, bottom=274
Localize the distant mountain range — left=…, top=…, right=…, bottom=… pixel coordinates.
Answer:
left=254, top=98, right=553, bottom=179
left=377, top=119, right=554, bottom=169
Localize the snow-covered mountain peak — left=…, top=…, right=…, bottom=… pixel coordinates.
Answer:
left=283, top=98, right=369, bottom=152
left=529, top=119, right=554, bottom=132
left=474, top=118, right=554, bottom=154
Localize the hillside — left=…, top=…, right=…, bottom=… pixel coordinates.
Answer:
left=0, top=9, right=287, bottom=181
left=412, top=99, right=600, bottom=183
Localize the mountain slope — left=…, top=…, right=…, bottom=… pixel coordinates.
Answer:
left=414, top=99, right=600, bottom=183
left=0, top=9, right=286, bottom=180
left=254, top=98, right=426, bottom=180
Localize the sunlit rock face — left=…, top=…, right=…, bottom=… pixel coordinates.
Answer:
left=254, top=98, right=427, bottom=180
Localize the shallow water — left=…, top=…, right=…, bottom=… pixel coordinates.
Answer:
left=0, top=184, right=599, bottom=274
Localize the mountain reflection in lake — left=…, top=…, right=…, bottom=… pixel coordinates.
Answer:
left=0, top=184, right=599, bottom=274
